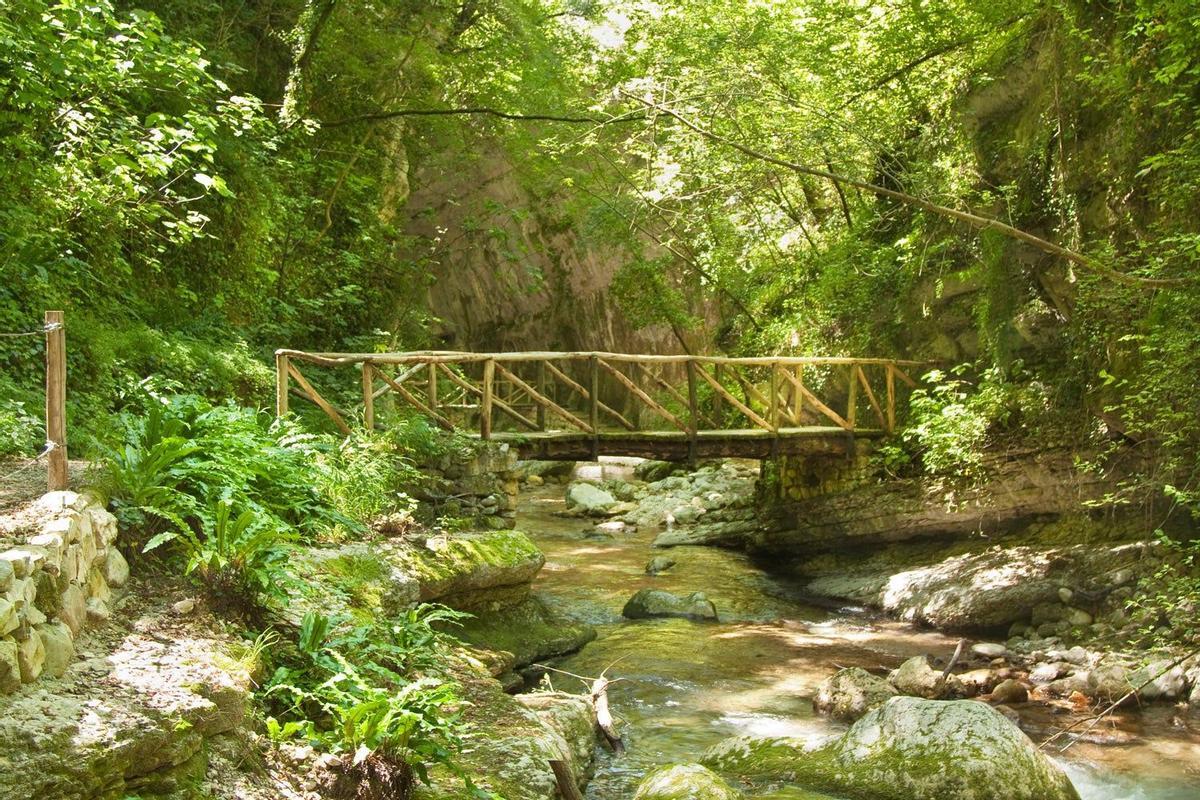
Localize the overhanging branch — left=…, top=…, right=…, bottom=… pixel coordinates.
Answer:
left=622, top=91, right=1186, bottom=289
left=320, top=106, right=646, bottom=128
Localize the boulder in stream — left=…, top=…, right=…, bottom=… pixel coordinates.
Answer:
left=633, top=764, right=742, bottom=800
left=813, top=666, right=897, bottom=721
left=623, top=589, right=718, bottom=621
left=888, top=655, right=965, bottom=698
left=645, top=556, right=677, bottom=575
left=703, top=696, right=1081, bottom=800
left=565, top=482, right=618, bottom=516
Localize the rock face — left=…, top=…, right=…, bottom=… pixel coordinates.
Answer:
left=633, top=764, right=742, bottom=800
left=704, top=697, right=1080, bottom=800
left=753, top=447, right=1148, bottom=556
left=623, top=589, right=718, bottom=621
left=799, top=540, right=1158, bottom=631
left=813, top=667, right=898, bottom=721
left=0, top=625, right=251, bottom=799
left=566, top=482, right=618, bottom=516
left=455, top=595, right=596, bottom=669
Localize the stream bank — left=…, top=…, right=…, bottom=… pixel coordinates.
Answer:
left=519, top=458, right=1200, bottom=800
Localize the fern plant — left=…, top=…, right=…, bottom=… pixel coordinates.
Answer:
left=144, top=496, right=292, bottom=616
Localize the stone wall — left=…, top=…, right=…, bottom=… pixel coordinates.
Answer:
left=419, top=442, right=522, bottom=530
left=0, top=491, right=127, bottom=693
left=762, top=449, right=875, bottom=503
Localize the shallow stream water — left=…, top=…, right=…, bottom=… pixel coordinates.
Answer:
left=520, top=461, right=1200, bottom=800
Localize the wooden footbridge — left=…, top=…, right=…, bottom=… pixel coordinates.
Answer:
left=274, top=350, right=923, bottom=461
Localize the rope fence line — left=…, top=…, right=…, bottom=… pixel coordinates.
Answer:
left=0, top=322, right=63, bottom=338
left=0, top=441, right=57, bottom=486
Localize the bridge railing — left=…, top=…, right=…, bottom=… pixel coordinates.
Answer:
left=273, top=350, right=924, bottom=441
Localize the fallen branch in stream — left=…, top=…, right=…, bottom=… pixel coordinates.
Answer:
left=533, top=659, right=628, bottom=754
left=1039, top=647, right=1200, bottom=753
left=937, top=638, right=967, bottom=692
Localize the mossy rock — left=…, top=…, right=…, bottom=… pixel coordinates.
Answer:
left=385, top=530, right=545, bottom=605
left=633, top=764, right=743, bottom=800
left=454, top=594, right=596, bottom=668
left=413, top=652, right=596, bottom=800
left=704, top=697, right=1080, bottom=800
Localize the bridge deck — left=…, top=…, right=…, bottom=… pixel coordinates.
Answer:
left=273, top=349, right=920, bottom=460
left=482, top=426, right=881, bottom=461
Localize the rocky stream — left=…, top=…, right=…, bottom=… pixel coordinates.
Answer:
left=521, top=459, right=1200, bottom=800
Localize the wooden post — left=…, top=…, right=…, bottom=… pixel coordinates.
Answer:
left=886, top=364, right=896, bottom=434
left=588, top=356, right=600, bottom=459
left=686, top=359, right=698, bottom=466
left=362, top=363, right=374, bottom=430
left=536, top=360, right=547, bottom=431
left=793, top=364, right=804, bottom=425
left=769, top=362, right=781, bottom=432
left=427, top=362, right=439, bottom=421
left=44, top=311, right=67, bottom=491
left=275, top=352, right=290, bottom=417
left=712, top=363, right=724, bottom=423
left=481, top=359, right=494, bottom=439
left=846, top=363, right=858, bottom=431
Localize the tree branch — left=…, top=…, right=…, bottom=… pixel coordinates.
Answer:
left=622, top=92, right=1186, bottom=288
left=320, top=106, right=646, bottom=128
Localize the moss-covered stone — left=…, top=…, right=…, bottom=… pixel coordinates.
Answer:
left=633, top=764, right=743, bottom=800
left=454, top=594, right=595, bottom=668
left=413, top=652, right=596, bottom=800
left=386, top=530, right=545, bottom=606
left=704, top=697, right=1080, bottom=800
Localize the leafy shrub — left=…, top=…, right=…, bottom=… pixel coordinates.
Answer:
left=266, top=609, right=473, bottom=793
left=100, top=392, right=352, bottom=544
left=0, top=397, right=42, bottom=458
left=315, top=429, right=422, bottom=537
left=901, top=365, right=1035, bottom=483
left=145, top=497, right=293, bottom=617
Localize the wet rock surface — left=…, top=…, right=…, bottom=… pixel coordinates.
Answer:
left=813, top=666, right=898, bottom=721
left=704, top=696, right=1081, bottom=800
left=622, top=588, right=719, bottom=621
left=633, top=763, right=742, bottom=800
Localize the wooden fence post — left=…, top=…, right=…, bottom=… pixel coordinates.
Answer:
left=275, top=352, right=290, bottom=417
left=536, top=361, right=547, bottom=431
left=44, top=310, right=67, bottom=491
left=846, top=363, right=858, bottom=431
left=362, top=362, right=374, bottom=430
left=588, top=356, right=600, bottom=459
left=481, top=359, right=495, bottom=440
left=427, top=362, right=439, bottom=422
left=686, top=359, right=698, bottom=466
left=886, top=364, right=896, bottom=434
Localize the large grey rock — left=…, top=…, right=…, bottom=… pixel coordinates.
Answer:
left=889, top=656, right=964, bottom=699
left=800, top=541, right=1157, bottom=631
left=813, top=667, right=897, bottom=721
left=0, top=630, right=251, bottom=799
left=103, top=547, right=129, bottom=588
left=16, top=628, right=44, bottom=683
left=645, top=556, right=677, bottom=575
left=566, top=483, right=618, bottom=515
left=36, top=621, right=74, bottom=678
left=703, top=696, right=1080, bottom=800
left=634, top=460, right=679, bottom=483
left=634, top=764, right=742, bottom=800
left=623, top=589, right=718, bottom=621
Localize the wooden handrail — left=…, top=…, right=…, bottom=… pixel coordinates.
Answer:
left=275, top=348, right=926, bottom=440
